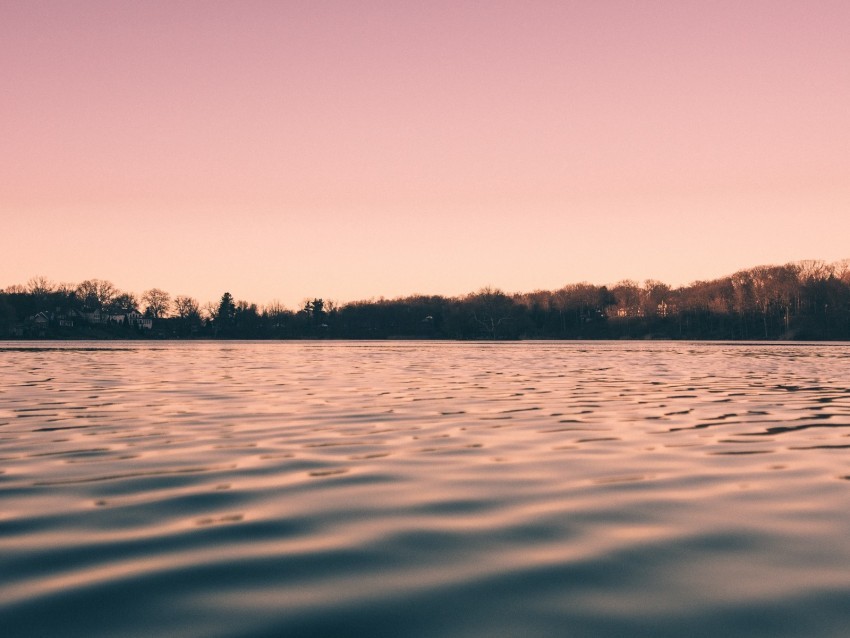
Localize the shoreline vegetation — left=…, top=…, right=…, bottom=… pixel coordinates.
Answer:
left=3, top=259, right=850, bottom=341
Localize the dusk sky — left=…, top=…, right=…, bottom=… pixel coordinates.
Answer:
left=2, top=1, right=848, bottom=308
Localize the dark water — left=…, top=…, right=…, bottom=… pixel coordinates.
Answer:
left=2, top=341, right=850, bottom=637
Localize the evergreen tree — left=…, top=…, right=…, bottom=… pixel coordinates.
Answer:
left=217, top=292, right=236, bottom=330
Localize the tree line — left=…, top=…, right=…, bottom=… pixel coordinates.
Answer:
left=2, top=259, right=850, bottom=340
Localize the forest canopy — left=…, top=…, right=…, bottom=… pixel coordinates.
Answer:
left=3, top=260, right=850, bottom=340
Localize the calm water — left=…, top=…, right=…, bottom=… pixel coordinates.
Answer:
left=2, top=341, right=850, bottom=637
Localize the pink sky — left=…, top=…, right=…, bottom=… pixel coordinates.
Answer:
left=2, top=1, right=849, bottom=308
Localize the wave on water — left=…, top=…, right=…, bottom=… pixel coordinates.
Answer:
left=2, top=341, right=850, bottom=637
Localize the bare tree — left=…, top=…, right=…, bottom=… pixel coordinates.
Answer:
left=76, top=279, right=117, bottom=310
left=469, top=286, right=512, bottom=339
left=798, top=260, right=832, bottom=282
left=832, top=259, right=850, bottom=284
left=641, top=279, right=671, bottom=318
left=108, top=292, right=139, bottom=314
left=27, top=276, right=55, bottom=297
left=611, top=280, right=641, bottom=317
left=265, top=299, right=287, bottom=317
left=55, top=282, right=76, bottom=295
left=174, top=295, right=200, bottom=320
left=202, top=301, right=219, bottom=323
left=142, top=288, right=172, bottom=319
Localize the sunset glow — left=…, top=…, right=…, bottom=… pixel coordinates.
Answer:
left=2, top=1, right=848, bottom=307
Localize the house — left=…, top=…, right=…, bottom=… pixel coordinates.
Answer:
left=31, top=312, right=49, bottom=326
left=125, top=309, right=152, bottom=329
left=25, top=312, right=49, bottom=337
left=59, top=308, right=85, bottom=327
left=125, top=309, right=142, bottom=325
left=83, top=309, right=107, bottom=324
left=606, top=305, right=632, bottom=318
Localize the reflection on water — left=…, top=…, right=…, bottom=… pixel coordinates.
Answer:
left=1, top=341, right=850, bottom=637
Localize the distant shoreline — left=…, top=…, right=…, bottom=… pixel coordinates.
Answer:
left=3, top=335, right=850, bottom=344
left=4, top=260, right=850, bottom=341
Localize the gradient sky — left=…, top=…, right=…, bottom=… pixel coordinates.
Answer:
left=2, top=1, right=848, bottom=308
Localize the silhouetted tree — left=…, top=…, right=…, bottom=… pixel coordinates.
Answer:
left=216, top=292, right=236, bottom=334
left=5, top=258, right=850, bottom=340
left=107, top=292, right=139, bottom=314
left=174, top=295, right=200, bottom=320
left=76, top=279, right=117, bottom=311
left=469, top=287, right=513, bottom=339
left=26, top=276, right=55, bottom=298
left=172, top=295, right=201, bottom=336
left=142, top=288, right=171, bottom=319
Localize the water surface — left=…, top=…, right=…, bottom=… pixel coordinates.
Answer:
left=2, top=341, right=850, bottom=637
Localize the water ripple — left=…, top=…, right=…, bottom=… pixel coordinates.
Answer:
left=2, top=341, right=850, bottom=637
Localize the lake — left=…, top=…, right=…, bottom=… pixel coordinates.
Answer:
left=2, top=341, right=850, bottom=637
